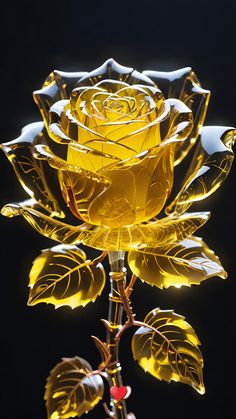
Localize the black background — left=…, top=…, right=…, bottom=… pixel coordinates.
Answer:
left=0, top=1, right=235, bottom=418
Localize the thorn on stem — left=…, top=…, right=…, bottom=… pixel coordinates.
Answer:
left=91, top=335, right=111, bottom=370
left=92, top=251, right=108, bottom=266
left=103, top=402, right=115, bottom=417
left=101, top=318, right=113, bottom=332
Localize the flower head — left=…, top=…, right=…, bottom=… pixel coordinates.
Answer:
left=1, top=59, right=234, bottom=250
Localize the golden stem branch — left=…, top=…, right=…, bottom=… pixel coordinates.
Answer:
left=105, top=252, right=128, bottom=419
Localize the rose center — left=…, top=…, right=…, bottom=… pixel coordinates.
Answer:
left=107, top=100, right=123, bottom=111
left=103, top=97, right=137, bottom=116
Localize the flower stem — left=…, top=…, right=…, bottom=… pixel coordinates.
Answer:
left=106, top=251, right=128, bottom=419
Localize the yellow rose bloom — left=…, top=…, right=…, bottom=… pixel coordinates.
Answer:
left=1, top=59, right=234, bottom=251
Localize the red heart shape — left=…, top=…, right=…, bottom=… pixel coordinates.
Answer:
left=110, top=385, right=127, bottom=401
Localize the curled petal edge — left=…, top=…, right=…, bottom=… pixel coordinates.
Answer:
left=0, top=121, right=64, bottom=218
left=33, top=70, right=87, bottom=126
left=143, top=67, right=210, bottom=164
left=166, top=126, right=235, bottom=215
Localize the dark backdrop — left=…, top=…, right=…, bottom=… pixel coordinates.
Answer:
left=0, top=1, right=235, bottom=418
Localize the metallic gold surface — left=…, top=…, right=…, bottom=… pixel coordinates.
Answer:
left=1, top=122, right=64, bottom=217
left=45, top=357, right=104, bottom=418
left=28, top=244, right=105, bottom=308
left=1, top=59, right=234, bottom=417
left=1, top=203, right=210, bottom=251
left=132, top=308, right=204, bottom=394
left=128, top=236, right=227, bottom=289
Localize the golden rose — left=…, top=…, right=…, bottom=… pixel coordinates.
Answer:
left=1, top=59, right=234, bottom=251
left=36, top=59, right=194, bottom=228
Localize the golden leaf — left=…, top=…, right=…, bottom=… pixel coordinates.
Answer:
left=45, top=356, right=104, bottom=418
left=166, top=126, right=235, bottom=215
left=132, top=308, right=205, bottom=394
left=28, top=244, right=105, bottom=308
left=128, top=236, right=227, bottom=289
left=1, top=122, right=64, bottom=217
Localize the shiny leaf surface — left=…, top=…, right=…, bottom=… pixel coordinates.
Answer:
left=45, top=356, right=104, bottom=418
left=28, top=244, right=105, bottom=308
left=132, top=308, right=204, bottom=394
left=128, top=236, right=227, bottom=289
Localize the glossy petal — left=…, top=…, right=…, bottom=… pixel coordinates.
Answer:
left=128, top=236, right=227, bottom=289
left=86, top=143, right=175, bottom=226
left=33, top=144, right=111, bottom=221
left=33, top=69, right=87, bottom=126
left=160, top=98, right=193, bottom=144
left=76, top=58, right=155, bottom=88
left=45, top=357, right=104, bottom=418
left=1, top=201, right=210, bottom=251
left=80, top=212, right=210, bottom=250
left=132, top=308, right=205, bottom=394
left=1, top=198, right=40, bottom=218
left=143, top=67, right=210, bottom=164
left=49, top=98, right=170, bottom=171
left=1, top=122, right=64, bottom=217
left=1, top=204, right=92, bottom=244
left=46, top=97, right=192, bottom=226
left=47, top=93, right=192, bottom=175
left=166, top=126, right=235, bottom=215
left=28, top=244, right=105, bottom=308
left=36, top=138, right=175, bottom=226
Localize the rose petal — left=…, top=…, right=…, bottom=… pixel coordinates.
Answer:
left=76, top=58, right=155, bottom=88
left=160, top=98, right=193, bottom=145
left=1, top=198, right=39, bottom=218
left=2, top=201, right=210, bottom=251
left=1, top=122, right=64, bottom=217
left=143, top=67, right=210, bottom=164
left=33, top=144, right=110, bottom=183
left=92, top=79, right=130, bottom=92
left=87, top=143, right=175, bottom=226
left=33, top=70, right=87, bottom=126
left=33, top=144, right=111, bottom=222
left=35, top=141, right=173, bottom=225
left=166, top=125, right=235, bottom=215
left=81, top=212, right=211, bottom=251
left=86, top=100, right=170, bottom=156
left=1, top=204, right=91, bottom=244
